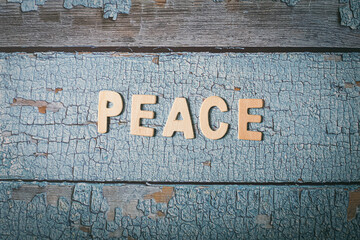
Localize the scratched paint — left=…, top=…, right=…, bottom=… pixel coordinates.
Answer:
left=0, top=52, right=359, bottom=182
left=0, top=182, right=359, bottom=239
left=340, top=0, right=360, bottom=29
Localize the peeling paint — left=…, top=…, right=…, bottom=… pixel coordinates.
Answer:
left=202, top=160, right=211, bottom=167
left=46, top=87, right=63, bottom=93
left=280, top=0, right=300, bottom=7
left=233, top=86, right=241, bottom=91
left=11, top=184, right=73, bottom=206
left=103, top=185, right=166, bottom=220
left=340, top=0, right=360, bottom=30
left=7, top=0, right=131, bottom=20
left=324, top=54, right=343, bottom=62
left=1, top=182, right=360, bottom=239
left=78, top=225, right=91, bottom=233
left=7, top=0, right=48, bottom=12
left=11, top=97, right=64, bottom=114
left=157, top=210, right=165, bottom=217
left=64, top=0, right=131, bottom=20
left=34, top=152, right=48, bottom=157
left=1, top=131, right=12, bottom=137
left=347, top=188, right=360, bottom=221
left=344, top=82, right=355, bottom=88
left=256, top=214, right=273, bottom=229
left=152, top=56, right=159, bottom=65
left=144, top=186, right=174, bottom=203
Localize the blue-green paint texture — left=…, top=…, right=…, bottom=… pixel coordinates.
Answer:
left=340, top=0, right=360, bottom=29
left=0, top=52, right=359, bottom=182
left=7, top=0, right=47, bottom=12
left=0, top=182, right=359, bottom=239
left=7, top=0, right=131, bottom=20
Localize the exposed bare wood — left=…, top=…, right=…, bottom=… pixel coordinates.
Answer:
left=347, top=188, right=360, bottom=221
left=0, top=0, right=359, bottom=48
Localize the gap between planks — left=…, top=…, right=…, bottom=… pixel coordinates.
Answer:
left=1, top=47, right=360, bottom=53
left=0, top=179, right=359, bottom=186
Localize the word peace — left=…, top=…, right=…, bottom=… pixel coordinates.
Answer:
left=98, top=91, right=264, bottom=141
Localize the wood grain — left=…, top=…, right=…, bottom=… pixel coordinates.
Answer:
left=1, top=0, right=359, bottom=48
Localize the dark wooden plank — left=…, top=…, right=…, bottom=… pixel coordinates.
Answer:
left=1, top=181, right=359, bottom=239
left=0, top=0, right=359, bottom=48
left=1, top=52, right=359, bottom=182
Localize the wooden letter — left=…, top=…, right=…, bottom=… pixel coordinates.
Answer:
left=238, top=99, right=264, bottom=141
left=98, top=91, right=123, bottom=134
left=163, top=98, right=194, bottom=139
left=130, top=95, right=157, bottom=137
left=199, top=96, right=229, bottom=140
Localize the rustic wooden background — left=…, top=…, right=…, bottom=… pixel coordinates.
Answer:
left=0, top=0, right=359, bottom=239
left=1, top=0, right=360, bottom=49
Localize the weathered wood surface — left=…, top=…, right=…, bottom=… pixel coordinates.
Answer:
left=1, top=0, right=360, bottom=48
left=0, top=182, right=359, bottom=239
left=1, top=52, right=359, bottom=182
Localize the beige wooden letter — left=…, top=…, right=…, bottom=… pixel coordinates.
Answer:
left=199, top=96, right=229, bottom=140
left=130, top=95, right=157, bottom=137
left=98, top=91, right=123, bottom=134
left=238, top=99, right=264, bottom=141
left=163, top=98, right=194, bottom=139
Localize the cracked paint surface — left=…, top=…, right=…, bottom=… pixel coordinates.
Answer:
left=7, top=0, right=131, bottom=20
left=0, top=52, right=359, bottom=182
left=7, top=0, right=47, bottom=12
left=0, top=182, right=359, bottom=239
left=340, top=0, right=360, bottom=30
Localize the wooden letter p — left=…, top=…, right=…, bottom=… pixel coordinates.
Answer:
left=98, top=91, right=123, bottom=133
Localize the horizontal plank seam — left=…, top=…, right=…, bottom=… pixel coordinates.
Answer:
left=0, top=179, right=359, bottom=186
left=1, top=47, right=360, bottom=53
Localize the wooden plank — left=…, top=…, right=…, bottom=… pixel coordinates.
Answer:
left=0, top=181, right=359, bottom=239
left=1, top=52, right=359, bottom=182
left=0, top=0, right=360, bottom=48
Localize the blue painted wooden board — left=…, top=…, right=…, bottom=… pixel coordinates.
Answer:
left=0, top=52, right=359, bottom=182
left=0, top=182, right=359, bottom=239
